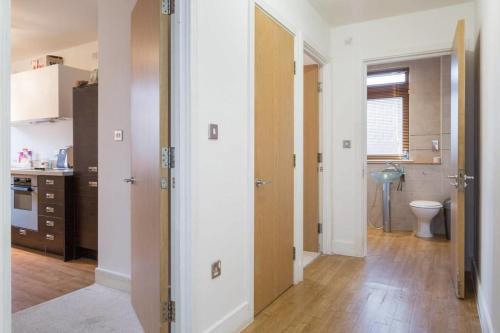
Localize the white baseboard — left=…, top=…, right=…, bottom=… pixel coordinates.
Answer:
left=203, top=302, right=252, bottom=333
left=95, top=267, right=131, bottom=293
left=476, top=275, right=494, bottom=333
left=332, top=240, right=362, bottom=257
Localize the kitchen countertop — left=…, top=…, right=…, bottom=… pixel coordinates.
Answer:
left=11, top=169, right=74, bottom=176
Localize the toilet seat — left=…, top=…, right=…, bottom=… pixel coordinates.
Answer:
left=410, top=200, right=443, bottom=209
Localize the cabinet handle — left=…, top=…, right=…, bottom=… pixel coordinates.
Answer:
left=45, top=179, right=55, bottom=185
left=88, top=181, right=98, bottom=188
left=19, top=229, right=27, bottom=236
left=46, top=234, right=55, bottom=241
left=45, top=220, right=55, bottom=227
left=88, top=166, right=98, bottom=173
left=46, top=193, right=55, bottom=199
left=46, top=206, right=55, bottom=213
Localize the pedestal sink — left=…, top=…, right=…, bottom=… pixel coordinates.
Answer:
left=370, top=168, right=404, bottom=232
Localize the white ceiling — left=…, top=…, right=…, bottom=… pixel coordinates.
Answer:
left=308, top=0, right=471, bottom=26
left=12, top=0, right=98, bottom=61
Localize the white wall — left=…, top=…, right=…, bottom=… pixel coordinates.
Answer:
left=11, top=41, right=98, bottom=74
left=10, top=42, right=98, bottom=164
left=189, top=0, right=330, bottom=331
left=11, top=121, right=73, bottom=163
left=475, top=0, right=500, bottom=331
left=329, top=3, right=476, bottom=257
left=96, top=0, right=136, bottom=291
left=0, top=0, right=11, bottom=331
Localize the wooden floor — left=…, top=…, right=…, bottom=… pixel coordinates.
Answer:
left=11, top=246, right=96, bottom=313
left=244, top=229, right=481, bottom=333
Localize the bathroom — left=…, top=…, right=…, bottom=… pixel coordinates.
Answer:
left=366, top=55, right=452, bottom=239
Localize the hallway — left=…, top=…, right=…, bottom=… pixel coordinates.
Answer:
left=244, top=229, right=480, bottom=333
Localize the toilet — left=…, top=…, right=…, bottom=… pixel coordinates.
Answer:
left=409, top=200, right=443, bottom=238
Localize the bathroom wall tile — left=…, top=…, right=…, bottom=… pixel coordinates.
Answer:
left=442, top=115, right=451, bottom=134
left=410, top=150, right=440, bottom=164
left=410, top=135, right=441, bottom=150
left=441, top=134, right=451, bottom=150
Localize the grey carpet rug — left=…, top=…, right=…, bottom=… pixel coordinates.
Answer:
left=13, top=284, right=143, bottom=333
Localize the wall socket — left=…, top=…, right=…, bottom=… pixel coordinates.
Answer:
left=114, top=130, right=124, bottom=142
left=211, top=260, right=222, bottom=279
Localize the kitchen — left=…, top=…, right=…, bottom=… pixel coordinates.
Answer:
left=10, top=0, right=99, bottom=313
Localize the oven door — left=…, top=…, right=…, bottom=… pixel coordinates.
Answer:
left=11, top=183, right=38, bottom=231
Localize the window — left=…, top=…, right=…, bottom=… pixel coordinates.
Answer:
left=366, top=69, right=409, bottom=160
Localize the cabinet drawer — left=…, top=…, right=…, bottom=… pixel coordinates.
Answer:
left=39, top=203, right=65, bottom=219
left=11, top=227, right=43, bottom=250
left=39, top=189, right=65, bottom=204
left=42, top=230, right=64, bottom=255
left=38, top=216, right=64, bottom=233
left=38, top=176, right=65, bottom=190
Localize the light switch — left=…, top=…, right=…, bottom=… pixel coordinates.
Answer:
left=114, top=130, right=123, bottom=142
left=343, top=140, right=352, bottom=149
left=211, top=260, right=221, bottom=279
left=209, top=124, right=219, bottom=140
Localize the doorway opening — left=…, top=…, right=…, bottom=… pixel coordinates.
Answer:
left=365, top=55, right=453, bottom=242
left=10, top=0, right=98, bottom=314
left=303, top=51, right=322, bottom=268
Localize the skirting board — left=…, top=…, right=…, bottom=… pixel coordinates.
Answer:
left=95, top=267, right=131, bottom=294
left=203, top=302, right=251, bottom=333
left=476, top=275, right=494, bottom=333
left=332, top=240, right=362, bottom=257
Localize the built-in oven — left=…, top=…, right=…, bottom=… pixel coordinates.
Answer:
left=11, top=176, right=38, bottom=231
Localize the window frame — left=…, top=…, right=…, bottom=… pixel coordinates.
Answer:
left=366, top=68, right=409, bottom=160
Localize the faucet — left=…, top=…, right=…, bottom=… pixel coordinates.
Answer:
left=386, top=162, right=403, bottom=173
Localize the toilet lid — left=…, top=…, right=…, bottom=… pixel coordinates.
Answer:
left=410, top=200, right=443, bottom=209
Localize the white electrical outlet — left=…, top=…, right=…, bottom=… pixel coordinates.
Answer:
left=114, top=130, right=123, bottom=142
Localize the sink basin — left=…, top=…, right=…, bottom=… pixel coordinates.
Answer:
left=370, top=169, right=403, bottom=184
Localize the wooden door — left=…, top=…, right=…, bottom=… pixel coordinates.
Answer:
left=130, top=0, right=171, bottom=331
left=303, top=65, right=320, bottom=253
left=449, top=19, right=469, bottom=299
left=254, top=6, right=295, bottom=315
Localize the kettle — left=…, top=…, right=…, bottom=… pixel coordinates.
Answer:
left=56, top=146, right=74, bottom=169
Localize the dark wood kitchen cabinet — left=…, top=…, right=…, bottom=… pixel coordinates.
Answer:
left=73, top=84, right=98, bottom=259
left=12, top=174, right=75, bottom=261
left=38, top=175, right=75, bottom=261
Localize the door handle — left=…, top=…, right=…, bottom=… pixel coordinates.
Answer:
left=448, top=174, right=475, bottom=189
left=255, top=179, right=272, bottom=187
left=124, top=177, right=136, bottom=184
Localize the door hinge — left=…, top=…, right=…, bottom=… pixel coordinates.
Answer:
left=317, top=153, right=323, bottom=163
left=293, top=246, right=296, bottom=261
left=161, top=147, right=175, bottom=169
left=162, top=300, right=175, bottom=322
left=160, top=177, right=169, bottom=190
left=318, top=82, right=323, bottom=93
left=294, top=61, right=296, bottom=75
left=161, top=0, right=175, bottom=15
left=318, top=223, right=323, bottom=234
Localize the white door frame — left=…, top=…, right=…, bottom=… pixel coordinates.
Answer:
left=0, top=0, right=12, bottom=331
left=170, top=0, right=192, bottom=331
left=303, top=44, right=333, bottom=256
left=360, top=48, right=452, bottom=256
